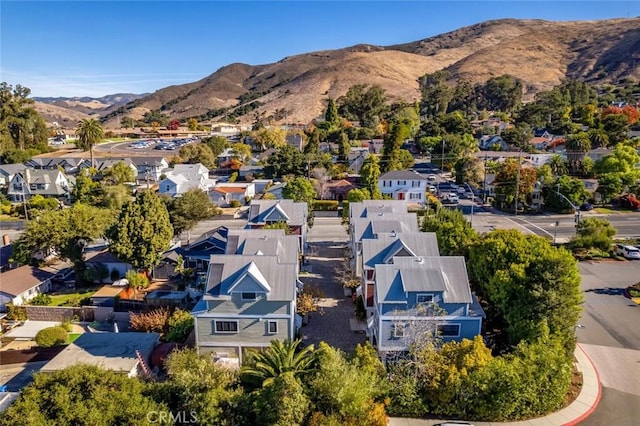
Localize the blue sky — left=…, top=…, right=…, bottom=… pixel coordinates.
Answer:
left=1, top=1, right=638, bottom=98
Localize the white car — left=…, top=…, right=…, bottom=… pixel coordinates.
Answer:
left=615, top=244, right=640, bottom=260
left=447, top=193, right=459, bottom=203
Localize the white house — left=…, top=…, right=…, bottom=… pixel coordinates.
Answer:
left=7, top=169, right=73, bottom=202
left=0, top=266, right=53, bottom=311
left=129, top=157, right=169, bottom=183
left=210, top=182, right=256, bottom=206
left=378, top=170, right=428, bottom=203
left=158, top=163, right=216, bottom=198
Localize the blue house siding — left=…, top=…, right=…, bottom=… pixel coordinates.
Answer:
left=195, top=316, right=293, bottom=347
left=377, top=317, right=482, bottom=350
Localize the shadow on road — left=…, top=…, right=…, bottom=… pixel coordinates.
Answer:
left=585, top=287, right=626, bottom=296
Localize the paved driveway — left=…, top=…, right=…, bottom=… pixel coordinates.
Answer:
left=298, top=243, right=367, bottom=353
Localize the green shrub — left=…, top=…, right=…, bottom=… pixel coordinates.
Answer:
left=125, top=270, right=149, bottom=289
left=59, top=319, right=72, bottom=332
left=35, top=326, right=68, bottom=347
left=30, top=293, right=51, bottom=306
left=6, top=303, right=27, bottom=320
left=229, top=200, right=241, bottom=208
left=312, top=200, right=339, bottom=211
left=354, top=295, right=366, bottom=321
left=164, top=309, right=194, bottom=342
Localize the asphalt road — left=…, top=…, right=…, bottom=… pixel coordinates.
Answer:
left=575, top=260, right=640, bottom=425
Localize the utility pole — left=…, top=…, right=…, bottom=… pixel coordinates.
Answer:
left=514, top=153, right=521, bottom=216
left=441, top=139, right=446, bottom=171
left=21, top=174, right=29, bottom=221
left=482, top=154, right=488, bottom=204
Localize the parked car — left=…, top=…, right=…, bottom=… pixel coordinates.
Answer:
left=580, top=202, right=594, bottom=211
left=52, top=267, right=74, bottom=283
left=447, top=193, right=459, bottom=203
left=614, top=244, right=640, bottom=260
left=427, top=174, right=437, bottom=181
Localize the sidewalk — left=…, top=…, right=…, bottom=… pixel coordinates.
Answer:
left=388, top=344, right=601, bottom=426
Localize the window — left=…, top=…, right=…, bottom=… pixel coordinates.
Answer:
left=215, top=321, right=238, bottom=333
left=437, top=324, right=460, bottom=337
left=409, top=193, right=422, bottom=200
left=416, top=294, right=433, bottom=304
left=267, top=320, right=278, bottom=334
left=393, top=323, right=406, bottom=338
left=397, top=180, right=406, bottom=186
left=241, top=292, right=256, bottom=300
left=412, top=181, right=419, bottom=187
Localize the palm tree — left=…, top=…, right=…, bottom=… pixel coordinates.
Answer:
left=548, top=154, right=568, bottom=176
left=240, top=339, right=319, bottom=388
left=564, top=132, right=591, bottom=162
left=76, top=118, right=104, bottom=168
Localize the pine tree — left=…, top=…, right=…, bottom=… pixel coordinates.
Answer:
left=106, top=190, right=173, bottom=272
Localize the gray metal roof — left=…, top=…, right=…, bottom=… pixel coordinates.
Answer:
left=375, top=256, right=473, bottom=305
left=379, top=170, right=428, bottom=181
left=226, top=229, right=299, bottom=263
left=205, top=255, right=297, bottom=301
left=247, top=199, right=307, bottom=227
left=349, top=200, right=408, bottom=220
left=351, top=214, right=419, bottom=244
left=362, top=233, right=440, bottom=268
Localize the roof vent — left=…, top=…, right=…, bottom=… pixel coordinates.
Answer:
left=391, top=230, right=396, bottom=237
left=415, top=257, right=423, bottom=263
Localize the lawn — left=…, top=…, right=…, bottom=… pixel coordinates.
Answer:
left=67, top=333, right=82, bottom=343
left=594, top=207, right=635, bottom=214
left=48, top=288, right=100, bottom=307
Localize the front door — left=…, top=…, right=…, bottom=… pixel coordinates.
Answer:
left=398, top=192, right=404, bottom=200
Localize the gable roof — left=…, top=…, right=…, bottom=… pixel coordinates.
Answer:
left=351, top=214, right=419, bottom=244
left=349, top=200, right=408, bottom=220
left=375, top=256, right=472, bottom=305
left=0, top=266, right=54, bottom=297
left=227, top=261, right=272, bottom=293
left=379, top=170, right=427, bottom=181
left=0, top=163, right=27, bottom=176
left=226, top=229, right=298, bottom=263
left=247, top=199, right=307, bottom=227
left=362, top=233, right=439, bottom=268
left=188, top=226, right=229, bottom=252
left=205, top=255, right=296, bottom=301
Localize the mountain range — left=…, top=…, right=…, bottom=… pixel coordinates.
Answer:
left=33, top=17, right=640, bottom=128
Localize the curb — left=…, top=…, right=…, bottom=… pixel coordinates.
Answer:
left=562, top=344, right=602, bottom=426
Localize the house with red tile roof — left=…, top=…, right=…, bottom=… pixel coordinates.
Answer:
left=210, top=183, right=256, bottom=206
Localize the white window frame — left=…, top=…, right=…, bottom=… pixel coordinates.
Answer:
left=437, top=323, right=461, bottom=337
left=267, top=320, right=278, bottom=334
left=393, top=323, right=406, bottom=338
left=416, top=293, right=434, bottom=304
left=214, top=320, right=239, bottom=334
left=241, top=292, right=257, bottom=301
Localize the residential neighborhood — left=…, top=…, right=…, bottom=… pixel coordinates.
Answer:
left=2, top=8, right=640, bottom=425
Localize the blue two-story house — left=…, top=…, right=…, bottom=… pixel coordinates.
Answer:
left=192, top=254, right=299, bottom=365
left=369, top=256, right=484, bottom=358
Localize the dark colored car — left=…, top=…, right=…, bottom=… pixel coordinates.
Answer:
left=580, top=203, right=594, bottom=211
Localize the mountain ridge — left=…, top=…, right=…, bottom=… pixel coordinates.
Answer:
left=32, top=17, right=640, bottom=127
